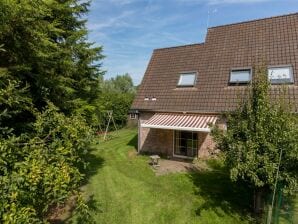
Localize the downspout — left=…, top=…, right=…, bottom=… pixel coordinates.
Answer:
left=137, top=114, right=140, bottom=153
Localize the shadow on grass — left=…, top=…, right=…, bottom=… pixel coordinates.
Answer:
left=127, top=133, right=138, bottom=150
left=188, top=166, right=253, bottom=220
left=53, top=151, right=105, bottom=223
left=267, top=193, right=298, bottom=224
left=79, top=147, right=105, bottom=186
left=63, top=195, right=103, bottom=224
left=85, top=194, right=103, bottom=213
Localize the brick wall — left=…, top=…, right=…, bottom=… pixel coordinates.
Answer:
left=139, top=112, right=173, bottom=156
left=197, top=132, right=216, bottom=158
left=197, top=117, right=226, bottom=158
left=138, top=112, right=226, bottom=158
left=126, top=114, right=138, bottom=128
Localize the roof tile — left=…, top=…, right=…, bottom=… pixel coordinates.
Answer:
left=132, top=13, right=298, bottom=113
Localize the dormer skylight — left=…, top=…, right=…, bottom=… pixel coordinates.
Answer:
left=229, top=69, right=251, bottom=84
left=268, top=66, right=294, bottom=84
left=177, top=72, right=197, bottom=87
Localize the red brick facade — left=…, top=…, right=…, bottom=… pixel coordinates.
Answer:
left=138, top=112, right=225, bottom=159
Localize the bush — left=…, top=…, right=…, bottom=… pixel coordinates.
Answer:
left=0, top=103, right=93, bottom=223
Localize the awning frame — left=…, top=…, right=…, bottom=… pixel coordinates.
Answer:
left=140, top=113, right=218, bottom=133
left=141, top=124, right=211, bottom=132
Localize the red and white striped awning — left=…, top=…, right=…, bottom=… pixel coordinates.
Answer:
left=141, top=113, right=218, bottom=132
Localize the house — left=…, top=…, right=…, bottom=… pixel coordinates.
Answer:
left=130, top=13, right=298, bottom=159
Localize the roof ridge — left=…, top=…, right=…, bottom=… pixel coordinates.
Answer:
left=154, top=43, right=204, bottom=51
left=208, top=12, right=298, bottom=30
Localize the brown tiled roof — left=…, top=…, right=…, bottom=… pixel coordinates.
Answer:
left=132, top=13, right=298, bottom=113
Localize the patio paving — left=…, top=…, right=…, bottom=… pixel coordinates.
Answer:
left=151, top=158, right=200, bottom=176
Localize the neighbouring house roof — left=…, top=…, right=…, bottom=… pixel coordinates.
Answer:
left=141, top=113, right=218, bottom=132
left=132, top=13, right=298, bottom=113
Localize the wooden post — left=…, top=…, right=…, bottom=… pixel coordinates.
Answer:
left=103, top=111, right=112, bottom=141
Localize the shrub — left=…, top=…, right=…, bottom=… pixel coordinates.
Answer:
left=0, top=103, right=93, bottom=222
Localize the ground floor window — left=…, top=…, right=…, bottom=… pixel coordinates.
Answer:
left=130, top=113, right=137, bottom=119
left=174, top=131, right=198, bottom=157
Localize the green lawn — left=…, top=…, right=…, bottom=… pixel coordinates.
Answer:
left=70, top=128, right=254, bottom=224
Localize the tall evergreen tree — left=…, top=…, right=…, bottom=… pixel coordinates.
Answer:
left=0, top=0, right=104, bottom=125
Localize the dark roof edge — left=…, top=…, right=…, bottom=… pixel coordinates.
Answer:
left=208, top=12, right=298, bottom=30
left=154, top=43, right=204, bottom=51
left=132, top=108, right=298, bottom=114
left=131, top=108, right=222, bottom=115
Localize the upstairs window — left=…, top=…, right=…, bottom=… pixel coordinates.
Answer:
left=229, top=69, right=251, bottom=84
left=177, top=72, right=197, bottom=87
left=268, top=66, right=294, bottom=84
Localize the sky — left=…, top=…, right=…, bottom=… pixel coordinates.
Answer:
left=87, top=0, right=298, bottom=85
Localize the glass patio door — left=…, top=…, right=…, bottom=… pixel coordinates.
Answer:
left=174, top=131, right=198, bottom=157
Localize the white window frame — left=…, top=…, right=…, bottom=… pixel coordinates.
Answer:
left=130, top=113, right=137, bottom=119
left=177, top=72, right=197, bottom=87
left=268, top=65, right=294, bottom=84
left=229, top=68, right=252, bottom=84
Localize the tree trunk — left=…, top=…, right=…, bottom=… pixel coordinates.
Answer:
left=254, top=188, right=264, bottom=214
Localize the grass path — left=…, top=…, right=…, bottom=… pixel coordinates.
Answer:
left=70, top=129, right=253, bottom=224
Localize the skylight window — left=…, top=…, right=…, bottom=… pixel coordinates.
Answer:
left=268, top=66, right=294, bottom=84
left=229, top=69, right=251, bottom=84
left=177, top=72, right=197, bottom=87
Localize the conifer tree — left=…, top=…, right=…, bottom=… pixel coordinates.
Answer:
left=0, top=0, right=104, bottom=125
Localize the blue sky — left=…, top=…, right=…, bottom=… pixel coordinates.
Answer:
left=87, top=0, right=298, bottom=85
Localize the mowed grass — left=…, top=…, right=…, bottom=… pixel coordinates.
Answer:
left=70, top=128, right=254, bottom=224
left=277, top=194, right=298, bottom=224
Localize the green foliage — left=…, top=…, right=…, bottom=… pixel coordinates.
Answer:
left=211, top=65, right=298, bottom=195
left=0, top=70, right=34, bottom=135
left=0, top=0, right=104, bottom=222
left=72, top=192, right=96, bottom=224
left=0, top=0, right=137, bottom=222
left=96, top=74, right=136, bottom=129
left=104, top=73, right=136, bottom=93
left=0, top=103, right=93, bottom=223
left=0, top=0, right=104, bottom=124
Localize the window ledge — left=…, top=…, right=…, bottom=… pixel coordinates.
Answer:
left=224, top=84, right=297, bottom=90
left=174, top=87, right=198, bottom=91
left=224, top=86, right=248, bottom=90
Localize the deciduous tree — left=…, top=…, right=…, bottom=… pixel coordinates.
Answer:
left=211, top=65, right=298, bottom=213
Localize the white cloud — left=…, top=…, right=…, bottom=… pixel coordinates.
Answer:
left=111, top=0, right=136, bottom=5
left=103, top=55, right=149, bottom=84
left=97, top=0, right=137, bottom=5
left=209, top=0, right=271, bottom=4
left=176, top=0, right=271, bottom=5
left=87, top=10, right=138, bottom=31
